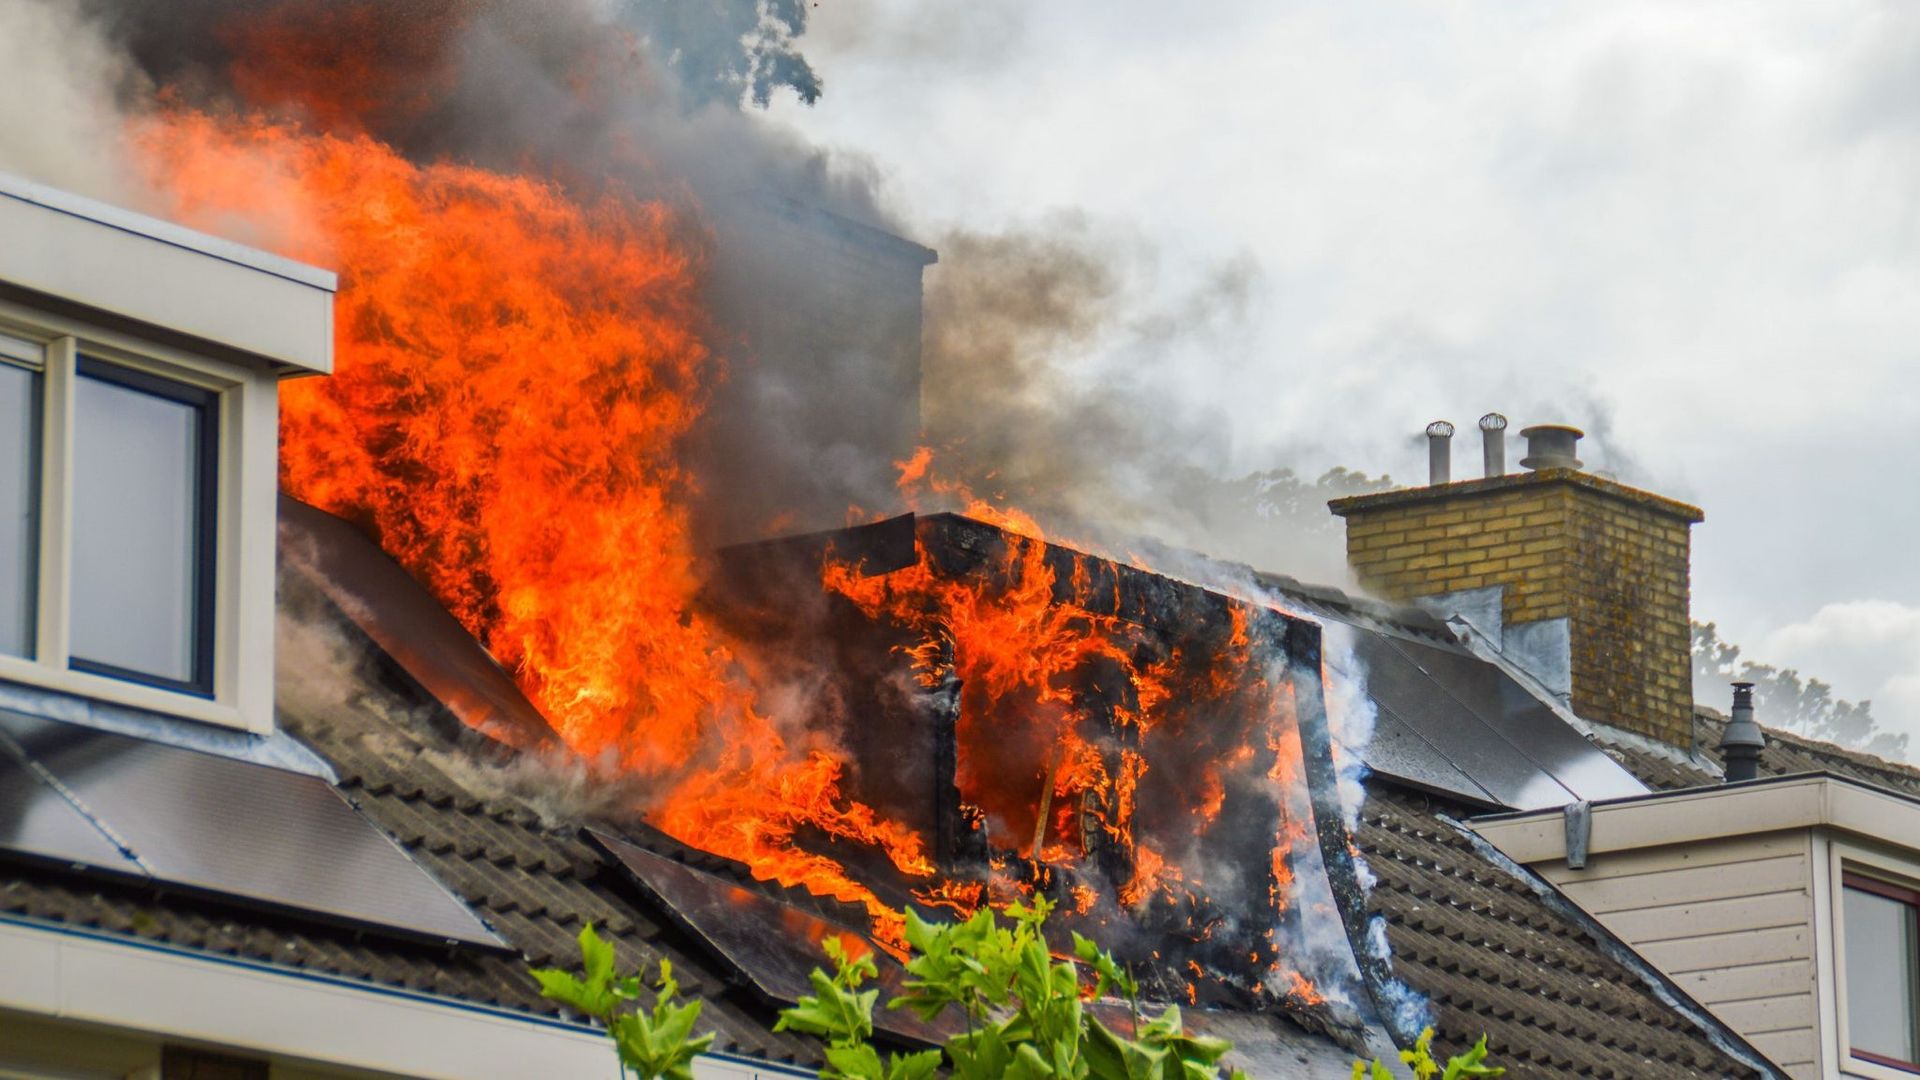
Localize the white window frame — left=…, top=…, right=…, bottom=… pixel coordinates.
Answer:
left=1824, top=836, right=1920, bottom=1079
left=0, top=297, right=278, bottom=733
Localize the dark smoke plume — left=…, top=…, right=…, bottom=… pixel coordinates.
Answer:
left=20, top=0, right=1378, bottom=585
left=921, top=218, right=1389, bottom=586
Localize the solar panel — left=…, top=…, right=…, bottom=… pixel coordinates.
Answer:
left=0, top=725, right=142, bottom=872
left=590, top=829, right=958, bottom=1046
left=0, top=709, right=502, bottom=947
left=1340, top=630, right=1645, bottom=810
left=278, top=496, right=555, bottom=751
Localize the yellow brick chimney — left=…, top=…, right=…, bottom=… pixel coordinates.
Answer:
left=1329, top=423, right=1703, bottom=748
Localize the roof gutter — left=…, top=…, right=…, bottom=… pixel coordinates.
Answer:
left=0, top=912, right=811, bottom=1079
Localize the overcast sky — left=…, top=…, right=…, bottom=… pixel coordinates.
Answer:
left=763, top=0, right=1920, bottom=742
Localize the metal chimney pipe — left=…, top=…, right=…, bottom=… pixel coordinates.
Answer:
left=1478, top=413, right=1508, bottom=478
left=1518, top=424, right=1584, bottom=471
left=1719, top=682, right=1765, bottom=782
left=1426, top=421, right=1455, bottom=485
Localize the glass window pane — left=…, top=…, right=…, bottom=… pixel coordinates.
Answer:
left=68, top=363, right=215, bottom=691
left=0, top=361, right=36, bottom=658
left=1846, top=883, right=1919, bottom=1063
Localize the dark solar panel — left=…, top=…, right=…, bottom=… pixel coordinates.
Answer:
left=590, top=830, right=957, bottom=1045
left=0, top=725, right=142, bottom=872
left=278, top=496, right=556, bottom=751
left=0, top=709, right=501, bottom=947
left=1345, top=631, right=1645, bottom=810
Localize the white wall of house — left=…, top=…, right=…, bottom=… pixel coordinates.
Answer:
left=0, top=918, right=806, bottom=1080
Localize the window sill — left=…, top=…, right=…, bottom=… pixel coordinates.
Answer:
left=1844, top=1051, right=1920, bottom=1078
left=0, top=654, right=261, bottom=733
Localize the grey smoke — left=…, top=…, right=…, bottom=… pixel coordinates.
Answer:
left=921, top=217, right=1389, bottom=585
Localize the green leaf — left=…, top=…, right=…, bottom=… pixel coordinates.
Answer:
left=579, top=922, right=616, bottom=991
left=1440, top=1035, right=1505, bottom=1079
left=824, top=1042, right=887, bottom=1080
left=885, top=1049, right=944, bottom=1080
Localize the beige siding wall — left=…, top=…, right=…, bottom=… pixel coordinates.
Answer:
left=1542, top=830, right=1820, bottom=1078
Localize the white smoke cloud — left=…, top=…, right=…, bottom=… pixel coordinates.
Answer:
left=0, top=0, right=145, bottom=203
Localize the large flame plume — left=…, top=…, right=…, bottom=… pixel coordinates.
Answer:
left=115, top=1, right=1335, bottom=1002
left=130, top=8, right=930, bottom=943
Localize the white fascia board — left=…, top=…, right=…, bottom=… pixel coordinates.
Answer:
left=0, top=916, right=806, bottom=1080
left=0, top=172, right=334, bottom=375
left=1471, top=774, right=1920, bottom=864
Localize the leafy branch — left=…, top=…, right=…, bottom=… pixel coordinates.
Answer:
left=778, top=896, right=1246, bottom=1080
left=532, top=923, right=716, bottom=1080
left=1351, top=1027, right=1503, bottom=1080
left=530, top=908, right=1508, bottom=1080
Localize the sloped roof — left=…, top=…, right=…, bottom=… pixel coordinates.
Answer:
left=1595, top=709, right=1920, bottom=796
left=0, top=577, right=824, bottom=1069
left=1355, top=779, right=1763, bottom=1078
left=0, top=503, right=1795, bottom=1078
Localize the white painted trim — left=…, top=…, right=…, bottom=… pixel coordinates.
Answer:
left=1813, top=829, right=1839, bottom=1080
left=1473, top=775, right=1920, bottom=866
left=0, top=172, right=334, bottom=373
left=0, top=917, right=804, bottom=1080
left=31, top=337, right=72, bottom=670
left=0, top=301, right=282, bottom=733
left=1824, top=838, right=1920, bottom=1079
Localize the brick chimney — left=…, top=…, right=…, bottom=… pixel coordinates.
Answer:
left=1329, top=423, right=1703, bottom=748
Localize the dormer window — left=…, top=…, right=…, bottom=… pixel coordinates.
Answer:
left=0, top=333, right=254, bottom=721
left=1843, top=869, right=1920, bottom=1074
left=0, top=172, right=334, bottom=732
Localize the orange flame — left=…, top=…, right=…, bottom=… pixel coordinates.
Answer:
left=126, top=10, right=1331, bottom=997
left=132, top=105, right=925, bottom=944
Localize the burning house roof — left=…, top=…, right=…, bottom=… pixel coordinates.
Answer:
left=0, top=485, right=1786, bottom=1076
left=0, top=7, right=1805, bottom=1074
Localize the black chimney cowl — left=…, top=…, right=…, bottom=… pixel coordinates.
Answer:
left=1719, top=682, right=1765, bottom=782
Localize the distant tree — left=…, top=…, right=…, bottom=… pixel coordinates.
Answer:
left=620, top=0, right=821, bottom=108
left=1691, top=621, right=1907, bottom=759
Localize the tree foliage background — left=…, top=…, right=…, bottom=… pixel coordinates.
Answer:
left=1693, top=621, right=1907, bottom=758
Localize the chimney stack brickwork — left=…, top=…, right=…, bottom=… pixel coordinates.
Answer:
left=1331, top=468, right=1703, bottom=748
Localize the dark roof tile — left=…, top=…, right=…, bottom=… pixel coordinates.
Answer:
left=1356, top=780, right=1760, bottom=1079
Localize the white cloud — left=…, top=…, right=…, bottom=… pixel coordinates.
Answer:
left=1761, top=600, right=1920, bottom=742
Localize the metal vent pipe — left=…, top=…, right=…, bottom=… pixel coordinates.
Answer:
left=1426, top=421, right=1455, bottom=485
left=1519, top=424, right=1584, bottom=471
left=1719, top=682, right=1765, bottom=782
left=1479, top=413, right=1508, bottom=478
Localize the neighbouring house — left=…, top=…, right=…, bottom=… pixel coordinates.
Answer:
left=0, top=172, right=1904, bottom=1080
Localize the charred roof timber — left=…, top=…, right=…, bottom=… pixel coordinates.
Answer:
left=1519, top=424, right=1584, bottom=471
left=1425, top=420, right=1455, bottom=485
left=1719, top=682, right=1766, bottom=782
left=1478, top=413, right=1508, bottom=478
